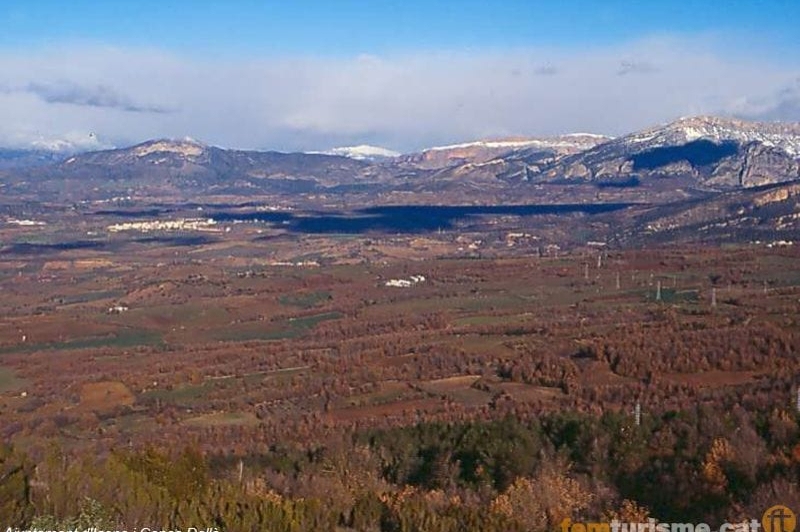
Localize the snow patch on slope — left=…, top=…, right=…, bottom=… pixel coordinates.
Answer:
left=322, top=145, right=400, bottom=160
left=427, top=134, right=611, bottom=152
left=28, top=131, right=112, bottom=153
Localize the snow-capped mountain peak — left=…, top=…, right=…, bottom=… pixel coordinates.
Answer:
left=322, top=145, right=400, bottom=160
left=28, top=132, right=112, bottom=154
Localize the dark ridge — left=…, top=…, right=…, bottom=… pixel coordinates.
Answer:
left=596, top=176, right=641, bottom=188
left=210, top=211, right=294, bottom=223
left=245, top=178, right=319, bottom=194
left=632, top=140, right=739, bottom=170
left=94, top=209, right=172, bottom=217
left=290, top=213, right=446, bottom=234
left=358, top=204, right=631, bottom=217
left=0, top=149, right=66, bottom=169
left=1, top=240, right=108, bottom=255
left=133, top=235, right=220, bottom=246
left=325, top=183, right=382, bottom=194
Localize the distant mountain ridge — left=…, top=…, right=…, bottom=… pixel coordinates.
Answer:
left=0, top=148, right=67, bottom=170
left=396, top=134, right=611, bottom=170
left=2, top=117, right=800, bottom=246
left=0, top=133, right=112, bottom=168
left=1, top=137, right=388, bottom=201
left=632, top=116, right=800, bottom=153
left=533, top=116, right=800, bottom=188
left=2, top=116, right=800, bottom=202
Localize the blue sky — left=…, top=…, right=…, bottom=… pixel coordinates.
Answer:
left=2, top=1, right=799, bottom=54
left=0, top=1, right=799, bottom=151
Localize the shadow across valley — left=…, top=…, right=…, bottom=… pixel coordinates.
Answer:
left=0, top=240, right=110, bottom=255
left=212, top=203, right=634, bottom=234
left=1, top=235, right=220, bottom=256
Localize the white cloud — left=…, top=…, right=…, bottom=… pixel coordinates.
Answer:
left=617, top=60, right=659, bottom=76
left=0, top=37, right=797, bottom=153
left=733, top=78, right=800, bottom=122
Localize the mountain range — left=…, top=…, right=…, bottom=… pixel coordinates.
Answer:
left=4, top=115, right=798, bottom=197
left=538, top=116, right=800, bottom=188
left=0, top=117, right=800, bottom=243
left=1, top=115, right=800, bottom=245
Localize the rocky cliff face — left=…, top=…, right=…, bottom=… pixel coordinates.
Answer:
left=615, top=179, right=800, bottom=246
left=730, top=143, right=800, bottom=188
left=538, top=116, right=800, bottom=189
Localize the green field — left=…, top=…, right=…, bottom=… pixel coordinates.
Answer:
left=279, top=290, right=332, bottom=308
left=0, top=329, right=163, bottom=355
left=214, top=311, right=342, bottom=341
left=0, top=365, right=26, bottom=392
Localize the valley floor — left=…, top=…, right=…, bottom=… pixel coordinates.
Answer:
left=1, top=221, right=800, bottom=530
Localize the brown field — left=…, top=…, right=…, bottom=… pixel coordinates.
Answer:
left=659, top=370, right=762, bottom=387
left=497, top=382, right=564, bottom=403
left=0, top=224, right=799, bottom=455
left=183, top=411, right=261, bottom=427
left=79, top=381, right=136, bottom=411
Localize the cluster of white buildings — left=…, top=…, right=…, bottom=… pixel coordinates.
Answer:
left=6, top=218, right=47, bottom=226
left=107, top=218, right=219, bottom=233
left=385, top=275, right=426, bottom=288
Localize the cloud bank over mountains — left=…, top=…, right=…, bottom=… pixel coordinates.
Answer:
left=0, top=36, right=798, bottom=153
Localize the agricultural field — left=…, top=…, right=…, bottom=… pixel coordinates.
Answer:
left=3, top=217, right=800, bottom=530
left=2, top=231, right=799, bottom=453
